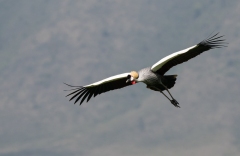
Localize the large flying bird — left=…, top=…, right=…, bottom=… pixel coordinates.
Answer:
left=65, top=33, right=227, bottom=107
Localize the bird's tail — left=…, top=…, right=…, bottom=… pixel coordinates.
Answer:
left=163, top=75, right=177, bottom=89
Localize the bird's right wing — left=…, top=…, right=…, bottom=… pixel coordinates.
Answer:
left=151, top=33, right=227, bottom=75
left=65, top=73, right=133, bottom=105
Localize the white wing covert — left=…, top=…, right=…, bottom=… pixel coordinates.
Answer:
left=151, top=33, right=227, bottom=75
left=65, top=73, right=133, bottom=105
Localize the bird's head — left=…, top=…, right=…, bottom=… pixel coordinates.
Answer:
left=126, top=71, right=139, bottom=84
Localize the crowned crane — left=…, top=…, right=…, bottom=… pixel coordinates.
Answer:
left=65, top=33, right=227, bottom=107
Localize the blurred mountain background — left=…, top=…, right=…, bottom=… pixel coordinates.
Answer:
left=0, top=0, right=240, bottom=156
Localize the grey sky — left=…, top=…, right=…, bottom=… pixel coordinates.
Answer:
left=0, top=1, right=240, bottom=156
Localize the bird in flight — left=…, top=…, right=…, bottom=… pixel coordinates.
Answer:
left=65, top=33, right=227, bottom=107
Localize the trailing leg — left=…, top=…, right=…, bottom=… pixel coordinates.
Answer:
left=149, top=86, right=180, bottom=108
left=160, top=84, right=180, bottom=108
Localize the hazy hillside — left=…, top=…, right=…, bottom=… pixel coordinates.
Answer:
left=0, top=0, right=240, bottom=156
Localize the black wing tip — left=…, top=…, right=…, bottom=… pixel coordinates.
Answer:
left=63, top=82, right=83, bottom=88
left=64, top=82, right=92, bottom=105
left=199, top=32, right=228, bottom=49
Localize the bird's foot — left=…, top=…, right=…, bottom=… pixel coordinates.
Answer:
left=171, top=99, right=180, bottom=108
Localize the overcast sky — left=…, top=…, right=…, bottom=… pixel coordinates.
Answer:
left=0, top=1, right=240, bottom=156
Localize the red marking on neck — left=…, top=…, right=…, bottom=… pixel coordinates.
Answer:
left=131, top=81, right=136, bottom=85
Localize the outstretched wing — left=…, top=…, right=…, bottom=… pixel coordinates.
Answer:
left=151, top=33, right=227, bottom=75
left=65, top=73, right=133, bottom=105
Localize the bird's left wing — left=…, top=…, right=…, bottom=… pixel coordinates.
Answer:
left=65, top=73, right=133, bottom=105
left=151, top=33, right=227, bottom=75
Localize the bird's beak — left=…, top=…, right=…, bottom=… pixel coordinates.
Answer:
left=126, top=76, right=133, bottom=83
left=126, top=77, right=136, bottom=84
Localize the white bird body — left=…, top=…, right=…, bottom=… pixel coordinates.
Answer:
left=65, top=33, right=226, bottom=107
